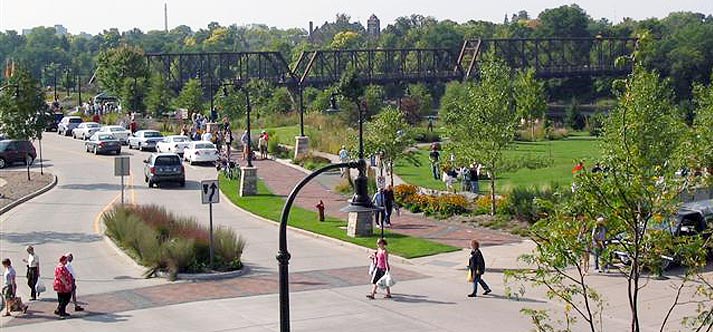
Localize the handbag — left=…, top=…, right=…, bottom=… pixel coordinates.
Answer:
left=467, top=269, right=474, bottom=283
left=376, top=271, right=396, bottom=289
left=35, top=279, right=46, bottom=294
left=368, top=259, right=376, bottom=276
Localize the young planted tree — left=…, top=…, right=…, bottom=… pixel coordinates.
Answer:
left=441, top=57, right=518, bottom=215
left=0, top=67, right=47, bottom=140
left=508, top=42, right=710, bottom=332
left=363, top=106, right=419, bottom=188
left=174, top=78, right=204, bottom=119
left=514, top=68, right=547, bottom=141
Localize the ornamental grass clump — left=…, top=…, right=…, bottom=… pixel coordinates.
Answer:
left=103, top=204, right=245, bottom=278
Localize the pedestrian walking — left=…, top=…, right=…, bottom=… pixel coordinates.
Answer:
left=459, top=166, right=470, bottom=192
left=429, top=148, right=441, bottom=180
left=22, top=245, right=40, bottom=300
left=592, top=217, right=608, bottom=273
left=2, top=258, right=28, bottom=316
left=469, top=163, right=480, bottom=194
left=65, top=253, right=84, bottom=311
left=366, top=238, right=392, bottom=299
left=53, top=256, right=72, bottom=318
left=258, top=130, right=268, bottom=160
left=338, top=146, right=349, bottom=176
left=467, top=239, right=492, bottom=298
left=240, top=130, right=250, bottom=161
left=372, top=188, right=386, bottom=228
left=383, top=185, right=395, bottom=227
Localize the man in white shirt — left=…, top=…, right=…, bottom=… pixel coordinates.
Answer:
left=22, top=245, right=40, bottom=300
left=65, top=253, right=84, bottom=311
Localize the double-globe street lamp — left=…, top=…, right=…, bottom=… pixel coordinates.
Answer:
left=277, top=90, right=376, bottom=332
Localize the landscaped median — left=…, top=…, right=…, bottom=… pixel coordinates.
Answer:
left=102, top=204, right=245, bottom=280
left=218, top=174, right=460, bottom=259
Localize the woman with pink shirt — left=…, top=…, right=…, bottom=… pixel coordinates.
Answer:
left=366, top=238, right=392, bottom=299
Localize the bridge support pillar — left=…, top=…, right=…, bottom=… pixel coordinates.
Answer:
left=294, top=136, right=309, bottom=160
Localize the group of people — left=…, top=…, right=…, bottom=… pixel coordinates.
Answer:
left=428, top=144, right=483, bottom=194
left=2, top=246, right=84, bottom=319
left=372, top=185, right=396, bottom=228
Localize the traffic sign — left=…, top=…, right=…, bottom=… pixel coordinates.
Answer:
left=201, top=180, right=220, bottom=204
left=114, top=156, right=130, bottom=176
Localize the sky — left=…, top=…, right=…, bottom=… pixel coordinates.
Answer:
left=0, top=0, right=711, bottom=35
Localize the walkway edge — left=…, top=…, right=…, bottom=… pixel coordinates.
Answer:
left=0, top=174, right=57, bottom=216
left=219, top=190, right=414, bottom=265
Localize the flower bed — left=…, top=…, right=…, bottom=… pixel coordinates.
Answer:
left=394, top=184, right=470, bottom=218
left=103, top=205, right=245, bottom=279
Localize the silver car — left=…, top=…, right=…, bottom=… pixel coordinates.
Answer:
left=57, top=116, right=83, bottom=136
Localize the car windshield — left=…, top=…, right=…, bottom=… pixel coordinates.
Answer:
left=173, top=137, right=189, bottom=142
left=87, top=123, right=101, bottom=128
left=154, top=156, right=181, bottom=166
left=98, top=134, right=115, bottom=140
left=194, top=143, right=215, bottom=149
left=144, top=131, right=162, bottom=138
left=69, top=118, right=82, bottom=123
left=110, top=127, right=125, bottom=132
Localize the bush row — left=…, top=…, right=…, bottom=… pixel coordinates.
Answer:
left=103, top=205, right=245, bottom=279
left=394, top=184, right=469, bottom=218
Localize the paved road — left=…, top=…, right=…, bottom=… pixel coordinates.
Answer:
left=0, top=133, right=703, bottom=331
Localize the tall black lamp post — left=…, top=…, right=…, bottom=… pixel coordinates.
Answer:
left=223, top=83, right=253, bottom=168
left=278, top=91, right=376, bottom=332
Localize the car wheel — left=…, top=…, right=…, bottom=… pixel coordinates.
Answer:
left=179, top=180, right=185, bottom=187
left=116, top=149, right=121, bottom=155
left=0, top=158, right=6, bottom=169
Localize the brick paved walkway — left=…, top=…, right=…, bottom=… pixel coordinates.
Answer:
left=3, top=266, right=424, bottom=327
left=252, top=159, right=521, bottom=248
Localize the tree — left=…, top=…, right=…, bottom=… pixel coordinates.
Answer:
left=363, top=106, right=418, bottom=187
left=145, top=74, right=174, bottom=117
left=174, top=78, right=204, bottom=119
left=514, top=68, right=547, bottom=141
left=441, top=57, right=518, bottom=215
left=96, top=45, right=148, bottom=111
left=0, top=66, right=47, bottom=140
left=509, top=42, right=709, bottom=332
left=691, top=76, right=713, bottom=187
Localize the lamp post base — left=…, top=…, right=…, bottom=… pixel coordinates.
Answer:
left=294, top=136, right=309, bottom=160
left=240, top=166, right=258, bottom=196
left=347, top=211, right=374, bottom=237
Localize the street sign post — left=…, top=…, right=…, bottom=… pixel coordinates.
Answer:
left=201, top=179, right=219, bottom=268
left=114, top=157, right=130, bottom=205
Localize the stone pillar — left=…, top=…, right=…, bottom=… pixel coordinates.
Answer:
left=240, top=167, right=257, bottom=197
left=347, top=211, right=374, bottom=237
left=294, top=136, right=309, bottom=160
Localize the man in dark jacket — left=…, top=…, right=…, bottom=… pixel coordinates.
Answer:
left=468, top=239, right=492, bottom=297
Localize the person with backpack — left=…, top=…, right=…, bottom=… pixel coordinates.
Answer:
left=467, top=239, right=492, bottom=298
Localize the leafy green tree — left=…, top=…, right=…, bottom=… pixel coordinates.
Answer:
left=214, top=84, right=246, bottom=121
left=536, top=4, right=591, bottom=38
left=363, top=85, right=385, bottom=119
left=408, top=83, right=433, bottom=118
left=330, top=31, right=364, bottom=49
left=145, top=74, right=174, bottom=117
left=96, top=45, right=148, bottom=97
left=509, top=45, right=709, bottom=331
left=441, top=57, right=518, bottom=215
left=0, top=67, right=47, bottom=140
left=691, top=76, right=713, bottom=186
left=514, top=68, right=547, bottom=141
left=174, top=78, right=204, bottom=119
left=364, top=106, right=418, bottom=187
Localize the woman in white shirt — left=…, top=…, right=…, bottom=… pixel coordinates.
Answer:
left=22, top=245, right=40, bottom=300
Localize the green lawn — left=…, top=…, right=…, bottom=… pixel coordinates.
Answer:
left=265, top=125, right=301, bottom=147
left=395, top=133, right=601, bottom=193
left=219, top=175, right=460, bottom=258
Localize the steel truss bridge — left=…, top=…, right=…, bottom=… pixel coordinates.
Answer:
left=146, top=37, right=637, bottom=94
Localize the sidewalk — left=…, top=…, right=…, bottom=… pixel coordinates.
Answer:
left=252, top=158, right=521, bottom=248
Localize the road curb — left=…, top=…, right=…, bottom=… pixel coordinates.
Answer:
left=0, top=174, right=57, bottom=216
left=219, top=190, right=414, bottom=265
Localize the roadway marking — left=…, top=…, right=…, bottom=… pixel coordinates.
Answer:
left=93, top=194, right=120, bottom=234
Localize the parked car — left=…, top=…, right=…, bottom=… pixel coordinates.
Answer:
left=85, top=133, right=122, bottom=155
left=183, top=141, right=219, bottom=165
left=127, top=130, right=164, bottom=151
left=57, top=116, right=83, bottom=136
left=143, top=153, right=185, bottom=188
left=72, top=122, right=102, bottom=140
left=97, top=125, right=131, bottom=144
left=610, top=199, right=713, bottom=270
left=0, top=139, right=37, bottom=169
left=45, top=112, right=65, bottom=132
left=156, top=135, right=191, bottom=155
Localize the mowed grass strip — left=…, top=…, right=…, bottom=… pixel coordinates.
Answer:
left=395, top=133, right=600, bottom=192
left=219, top=174, right=460, bottom=258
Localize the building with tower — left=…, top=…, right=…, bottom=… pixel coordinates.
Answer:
left=367, top=14, right=380, bottom=38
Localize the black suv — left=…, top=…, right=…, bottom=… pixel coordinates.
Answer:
left=0, top=140, right=37, bottom=169
left=143, top=153, right=185, bottom=188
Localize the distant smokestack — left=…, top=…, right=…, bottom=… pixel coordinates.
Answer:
left=309, top=21, right=313, bottom=40
left=164, top=3, right=168, bottom=32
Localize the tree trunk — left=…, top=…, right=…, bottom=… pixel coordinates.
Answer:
left=531, top=117, right=536, bottom=142
left=490, top=170, right=496, bottom=216
left=389, top=160, right=395, bottom=189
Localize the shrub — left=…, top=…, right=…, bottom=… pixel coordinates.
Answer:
left=102, top=204, right=244, bottom=277
left=474, top=194, right=507, bottom=215
left=412, top=127, right=441, bottom=143
left=293, top=154, right=332, bottom=170
left=393, top=184, right=469, bottom=218
left=545, top=127, right=569, bottom=141
left=501, top=183, right=569, bottom=223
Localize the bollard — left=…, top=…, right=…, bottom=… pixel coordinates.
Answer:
left=316, top=200, right=325, bottom=222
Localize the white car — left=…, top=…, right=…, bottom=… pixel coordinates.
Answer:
left=72, top=122, right=102, bottom=140
left=156, top=135, right=191, bottom=155
left=97, top=125, right=131, bottom=144
left=183, top=141, right=219, bottom=165
left=127, top=130, right=164, bottom=151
